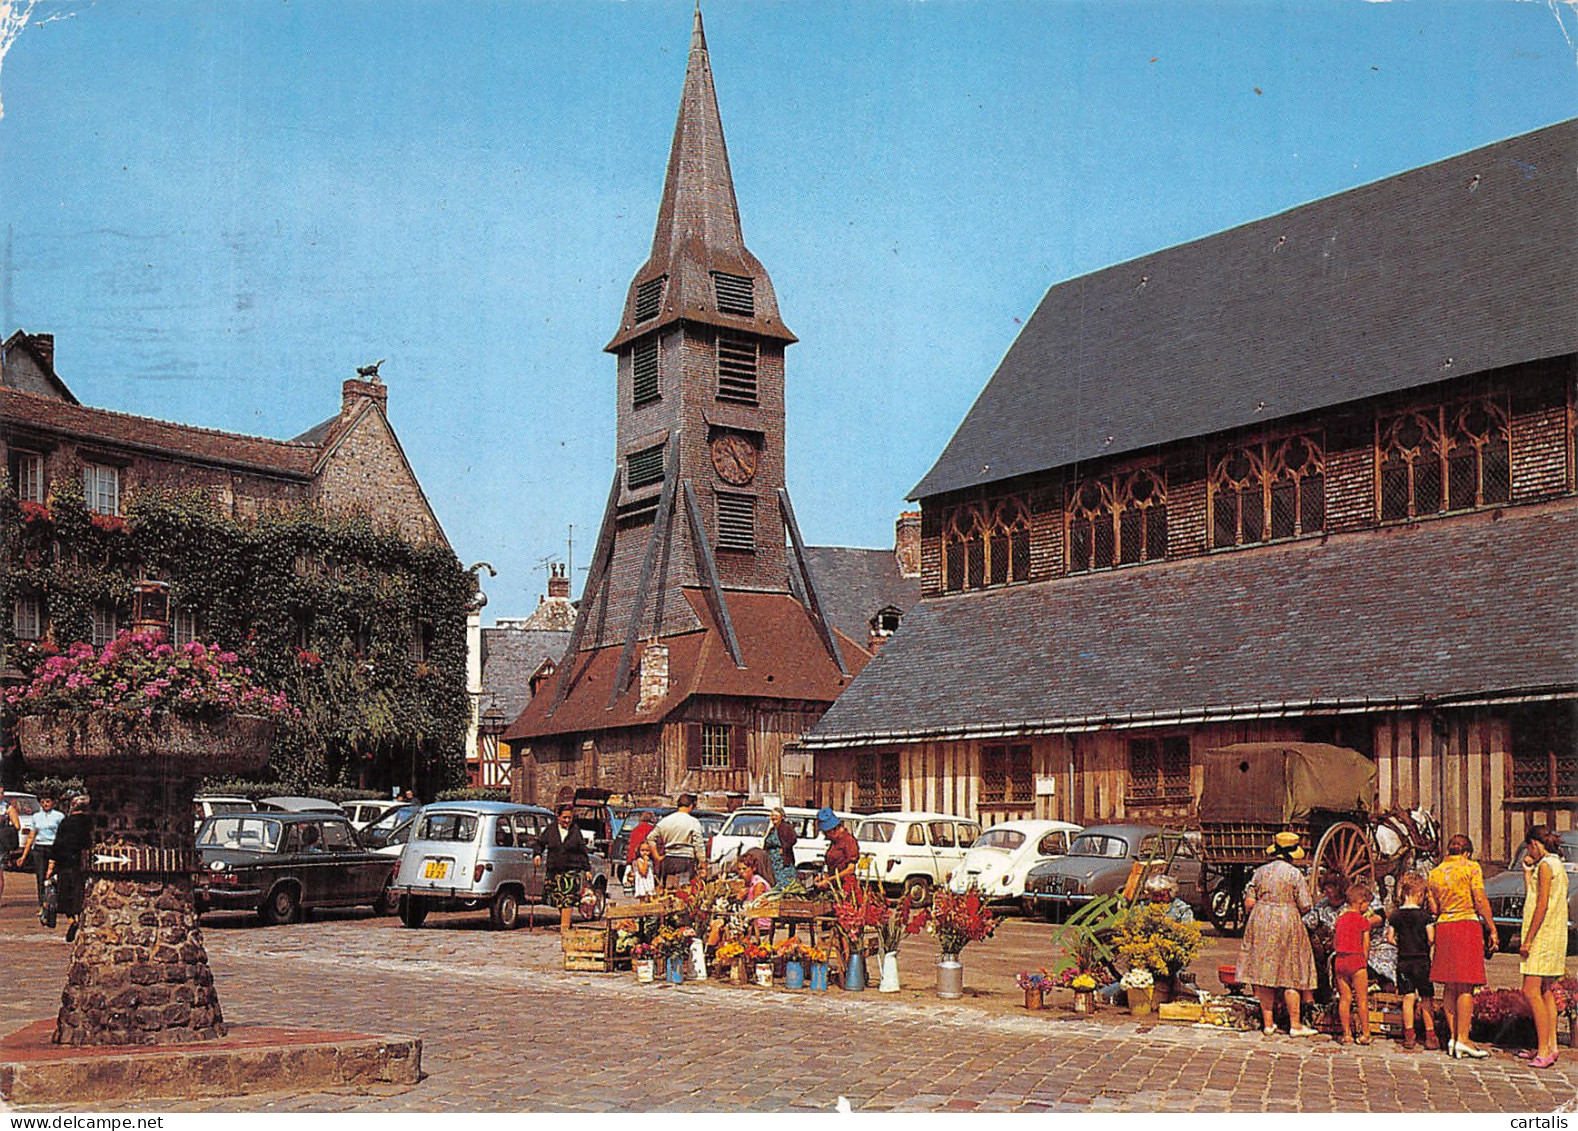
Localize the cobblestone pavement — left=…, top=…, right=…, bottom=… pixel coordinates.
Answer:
left=1, top=893, right=1574, bottom=1113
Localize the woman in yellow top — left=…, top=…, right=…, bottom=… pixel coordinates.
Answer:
left=1426, top=834, right=1497, bottom=1059
left=1517, top=825, right=1570, bottom=1069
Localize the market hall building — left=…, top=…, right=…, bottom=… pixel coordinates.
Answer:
left=801, top=120, right=1577, bottom=866
left=501, top=10, right=900, bottom=808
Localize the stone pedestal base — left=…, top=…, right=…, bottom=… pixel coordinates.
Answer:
left=57, top=874, right=224, bottom=1046
left=0, top=1020, right=422, bottom=1106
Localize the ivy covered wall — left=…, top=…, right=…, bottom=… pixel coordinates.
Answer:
left=1, top=478, right=474, bottom=794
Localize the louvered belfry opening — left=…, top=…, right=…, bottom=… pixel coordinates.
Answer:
left=716, top=332, right=759, bottom=403
left=716, top=491, right=755, bottom=551
left=712, top=271, right=755, bottom=316
left=626, top=443, right=665, bottom=490
left=635, top=276, right=666, bottom=322
left=631, top=337, right=660, bottom=406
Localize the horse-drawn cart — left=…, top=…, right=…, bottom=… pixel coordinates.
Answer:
left=1195, top=742, right=1384, bottom=936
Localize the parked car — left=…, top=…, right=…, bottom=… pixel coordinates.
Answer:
left=193, top=811, right=398, bottom=924
left=855, top=812, right=982, bottom=904
left=371, top=814, right=417, bottom=858
left=1022, top=823, right=1205, bottom=921
left=256, top=795, right=344, bottom=814
left=946, top=819, right=1083, bottom=906
left=342, top=799, right=410, bottom=830
left=359, top=803, right=423, bottom=851
left=1485, top=829, right=1578, bottom=953
left=708, top=806, right=857, bottom=878
left=2, top=791, right=41, bottom=871
left=389, top=801, right=612, bottom=930
left=192, top=794, right=254, bottom=831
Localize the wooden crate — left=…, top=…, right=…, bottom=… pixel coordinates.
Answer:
left=562, top=922, right=614, bottom=972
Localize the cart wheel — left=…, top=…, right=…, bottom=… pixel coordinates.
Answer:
left=1310, top=821, right=1375, bottom=899
left=1208, top=881, right=1247, bottom=937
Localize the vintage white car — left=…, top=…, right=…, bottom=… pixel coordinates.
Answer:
left=854, top=811, right=982, bottom=904
left=946, top=819, right=1083, bottom=905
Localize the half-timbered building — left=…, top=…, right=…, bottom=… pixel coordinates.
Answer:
left=803, top=120, right=1577, bottom=863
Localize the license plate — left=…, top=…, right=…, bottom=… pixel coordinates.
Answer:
left=422, top=859, right=450, bottom=881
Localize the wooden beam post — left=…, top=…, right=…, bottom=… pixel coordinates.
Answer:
left=610, top=434, right=681, bottom=709
left=779, top=488, right=848, bottom=677
left=681, top=479, right=744, bottom=668
left=548, top=466, right=623, bottom=715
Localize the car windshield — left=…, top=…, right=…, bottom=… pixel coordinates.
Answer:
left=856, top=820, right=896, bottom=843
left=369, top=805, right=418, bottom=834
left=418, top=813, right=479, bottom=842
left=200, top=817, right=283, bottom=852
left=698, top=815, right=726, bottom=836
left=724, top=814, right=770, bottom=837
left=1068, top=834, right=1128, bottom=858
left=972, top=829, right=1025, bottom=852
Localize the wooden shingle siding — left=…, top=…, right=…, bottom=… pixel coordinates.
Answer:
left=1029, top=490, right=1063, bottom=580
left=1510, top=404, right=1569, bottom=501
left=1167, top=477, right=1208, bottom=559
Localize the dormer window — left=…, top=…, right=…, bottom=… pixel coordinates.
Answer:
left=635, top=276, right=666, bottom=323
left=711, top=272, right=755, bottom=317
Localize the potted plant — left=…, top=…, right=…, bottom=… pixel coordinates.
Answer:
left=804, top=945, right=831, bottom=991
left=715, top=940, right=746, bottom=984
left=1121, top=967, right=1155, bottom=1016
left=745, top=941, right=774, bottom=987
left=1016, top=969, right=1054, bottom=1010
left=1113, top=903, right=1202, bottom=1001
left=1071, top=973, right=1098, bottom=1014
left=873, top=891, right=928, bottom=993
left=777, top=939, right=809, bottom=989
left=653, top=927, right=695, bottom=984
left=831, top=882, right=887, bottom=992
left=632, top=942, right=658, bottom=984
left=926, top=885, right=997, bottom=998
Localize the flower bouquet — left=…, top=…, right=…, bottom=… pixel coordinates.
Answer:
left=631, top=941, right=658, bottom=983
left=1121, top=966, right=1156, bottom=1016
left=744, top=940, right=774, bottom=987
left=1071, top=972, right=1098, bottom=1014
left=652, top=926, right=696, bottom=982
left=874, top=891, right=929, bottom=956
left=1016, top=968, right=1054, bottom=1010
left=927, top=886, right=997, bottom=958
left=831, top=882, right=887, bottom=955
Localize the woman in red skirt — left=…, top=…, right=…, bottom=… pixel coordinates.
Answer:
left=1426, top=834, right=1498, bottom=1058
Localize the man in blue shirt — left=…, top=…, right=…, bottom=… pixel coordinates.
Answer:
left=18, top=793, right=65, bottom=923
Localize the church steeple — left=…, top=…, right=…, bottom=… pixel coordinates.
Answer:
left=607, top=5, right=794, bottom=351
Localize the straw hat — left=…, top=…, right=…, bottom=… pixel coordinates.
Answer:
left=1264, top=831, right=1306, bottom=860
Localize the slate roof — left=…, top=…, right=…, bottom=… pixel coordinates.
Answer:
left=801, top=504, right=1578, bottom=747
left=0, top=386, right=318, bottom=478
left=503, top=589, right=868, bottom=741
left=912, top=119, right=1578, bottom=500
left=794, top=546, right=920, bottom=644
left=480, top=626, right=573, bottom=725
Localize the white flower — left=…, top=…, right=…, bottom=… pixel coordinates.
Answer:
left=1120, top=967, right=1154, bottom=990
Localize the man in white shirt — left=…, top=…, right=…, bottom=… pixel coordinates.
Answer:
left=651, top=794, right=705, bottom=890
left=19, top=793, right=65, bottom=921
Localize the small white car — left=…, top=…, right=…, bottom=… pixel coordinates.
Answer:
left=342, top=799, right=410, bottom=830
left=708, top=806, right=858, bottom=877
left=947, top=819, right=1083, bottom=905
left=854, top=812, right=982, bottom=904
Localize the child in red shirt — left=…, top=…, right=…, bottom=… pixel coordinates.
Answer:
left=1333, top=880, right=1374, bottom=1045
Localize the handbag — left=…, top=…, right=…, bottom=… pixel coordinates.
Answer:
left=0, top=821, right=17, bottom=855
left=41, top=876, right=58, bottom=929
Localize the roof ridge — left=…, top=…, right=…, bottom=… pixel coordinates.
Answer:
left=0, top=385, right=324, bottom=450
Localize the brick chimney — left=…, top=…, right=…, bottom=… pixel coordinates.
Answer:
left=637, top=642, right=669, bottom=713
left=547, top=562, right=570, bottom=599
left=894, top=511, right=921, bottom=578
left=342, top=378, right=388, bottom=416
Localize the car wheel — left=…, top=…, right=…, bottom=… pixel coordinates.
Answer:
left=375, top=877, right=400, bottom=917
left=902, top=875, right=933, bottom=907
left=400, top=894, right=429, bottom=929
left=578, top=880, right=607, bottom=922
left=260, top=883, right=300, bottom=926
left=490, top=889, right=521, bottom=930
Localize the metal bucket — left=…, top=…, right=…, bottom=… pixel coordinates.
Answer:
left=937, top=957, right=964, bottom=998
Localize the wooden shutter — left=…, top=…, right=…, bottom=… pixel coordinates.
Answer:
left=729, top=725, right=747, bottom=770
left=686, top=723, right=703, bottom=770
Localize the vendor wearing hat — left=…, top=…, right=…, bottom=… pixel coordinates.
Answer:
left=814, top=808, right=859, bottom=893
left=1236, top=831, right=1319, bottom=1037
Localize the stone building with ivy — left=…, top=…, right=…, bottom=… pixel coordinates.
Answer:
left=803, top=120, right=1577, bottom=868
left=0, top=332, right=473, bottom=795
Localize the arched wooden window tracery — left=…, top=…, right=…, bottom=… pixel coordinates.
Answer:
left=1065, top=468, right=1167, bottom=573
left=941, top=496, right=1032, bottom=593
left=1209, top=433, right=1325, bottom=548
left=1378, top=394, right=1509, bottom=522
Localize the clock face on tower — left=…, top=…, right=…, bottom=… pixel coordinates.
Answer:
left=710, top=432, right=760, bottom=486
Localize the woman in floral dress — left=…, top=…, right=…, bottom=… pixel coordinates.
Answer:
left=1237, top=832, right=1319, bottom=1036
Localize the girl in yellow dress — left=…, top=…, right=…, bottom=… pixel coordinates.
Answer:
left=1518, top=824, right=1570, bottom=1069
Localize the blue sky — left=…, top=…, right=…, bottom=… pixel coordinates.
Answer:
left=0, top=1, right=1572, bottom=619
